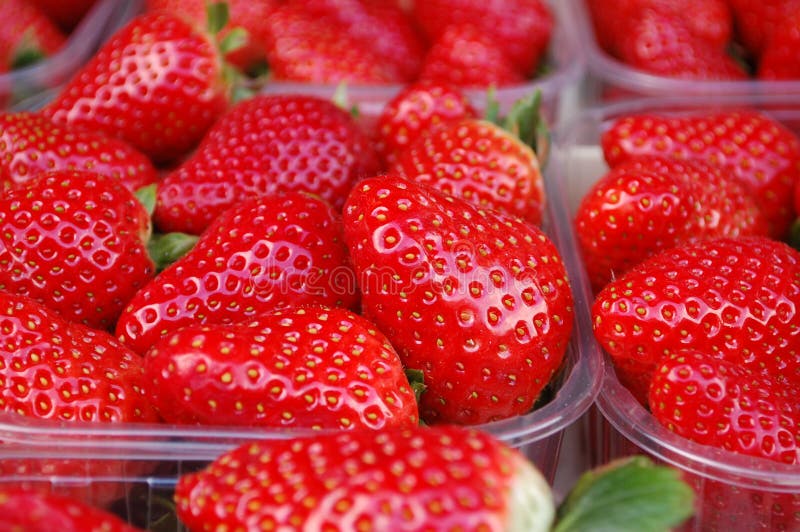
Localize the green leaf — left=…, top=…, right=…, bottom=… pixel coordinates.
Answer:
left=483, top=85, right=501, bottom=125
left=11, top=30, right=46, bottom=69
left=790, top=218, right=800, bottom=252
left=404, top=368, right=426, bottom=406
left=134, top=184, right=157, bottom=217
left=206, top=1, right=230, bottom=36
left=553, top=456, right=695, bottom=532
left=219, top=27, right=248, bottom=55
left=502, top=90, right=549, bottom=158
left=147, top=232, right=199, bottom=272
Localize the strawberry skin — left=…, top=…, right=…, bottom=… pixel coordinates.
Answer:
left=758, top=6, right=800, bottom=80
left=374, top=81, right=477, bottom=169
left=175, top=425, right=555, bottom=532
left=393, top=119, right=546, bottom=226
left=0, top=487, right=145, bottom=532
left=727, top=0, right=800, bottom=57
left=343, top=176, right=573, bottom=425
left=143, top=306, right=419, bottom=429
left=0, top=171, right=155, bottom=330
left=650, top=350, right=800, bottom=465
left=593, top=236, right=800, bottom=404
left=0, top=112, right=157, bottom=192
left=602, top=111, right=800, bottom=239
left=575, top=156, right=768, bottom=291
left=153, top=94, right=380, bottom=235
left=118, top=192, right=359, bottom=355
left=42, top=11, right=229, bottom=164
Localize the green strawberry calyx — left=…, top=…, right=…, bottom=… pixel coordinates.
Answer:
left=484, top=88, right=550, bottom=168
left=135, top=184, right=199, bottom=271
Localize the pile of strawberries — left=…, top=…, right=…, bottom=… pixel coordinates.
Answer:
left=588, top=0, right=800, bottom=80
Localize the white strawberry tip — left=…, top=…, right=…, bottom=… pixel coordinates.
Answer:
left=507, top=453, right=555, bottom=532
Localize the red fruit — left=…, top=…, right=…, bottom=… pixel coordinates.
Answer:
left=758, top=6, right=800, bottom=80
left=145, top=0, right=277, bottom=73
left=393, top=118, right=546, bottom=225
left=153, top=94, right=380, bottom=235
left=343, top=176, right=573, bottom=425
left=575, top=156, right=768, bottom=291
left=0, top=171, right=155, bottom=330
left=42, top=11, right=230, bottom=164
left=417, top=24, right=526, bottom=89
left=374, top=82, right=477, bottom=169
left=592, top=236, right=800, bottom=404
left=0, top=292, right=159, bottom=505
left=261, top=4, right=403, bottom=84
left=144, top=306, right=419, bottom=429
left=412, top=0, right=553, bottom=75
left=0, top=487, right=144, bottom=532
left=615, top=9, right=746, bottom=80
left=118, top=192, right=359, bottom=355
left=175, top=425, right=555, bottom=531
left=602, top=111, right=800, bottom=239
left=30, top=0, right=97, bottom=32
left=650, top=350, right=800, bottom=465
left=0, top=0, right=65, bottom=70
left=0, top=112, right=157, bottom=192
left=727, top=0, right=800, bottom=57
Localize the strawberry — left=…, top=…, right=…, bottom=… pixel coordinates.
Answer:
left=650, top=350, right=800, bottom=465
left=601, top=111, right=800, bottom=240
left=0, top=112, right=157, bottom=192
left=411, top=0, right=553, bottom=76
left=0, top=0, right=65, bottom=71
left=727, top=0, right=800, bottom=58
left=392, top=117, right=546, bottom=225
left=343, top=175, right=573, bottom=425
left=575, top=156, right=768, bottom=291
left=152, top=94, right=380, bottom=235
left=614, top=9, right=746, bottom=80
left=0, top=170, right=155, bottom=330
left=261, top=4, right=403, bottom=84
left=592, top=236, right=800, bottom=405
left=757, top=6, right=800, bottom=80
left=0, top=292, right=159, bottom=505
left=42, top=10, right=231, bottom=164
left=417, top=24, right=526, bottom=89
left=175, top=425, right=556, bottom=531
left=143, top=305, right=419, bottom=429
left=0, top=487, right=144, bottom=532
left=30, top=0, right=98, bottom=32
left=145, top=0, right=277, bottom=74
left=117, top=191, right=359, bottom=355
left=373, top=81, right=477, bottom=169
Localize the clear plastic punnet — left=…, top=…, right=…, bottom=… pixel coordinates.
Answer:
left=0, top=106, right=603, bottom=527
left=550, top=94, right=800, bottom=531
left=570, top=0, right=800, bottom=103
left=0, top=0, right=136, bottom=110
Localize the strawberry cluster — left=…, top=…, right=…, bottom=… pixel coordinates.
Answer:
left=588, top=0, right=800, bottom=81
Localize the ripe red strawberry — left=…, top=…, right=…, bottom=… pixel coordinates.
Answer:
left=0, top=0, right=65, bottom=71
left=615, top=9, right=746, bottom=80
left=0, top=171, right=155, bottom=330
left=0, top=487, right=144, bottom=532
left=727, top=0, right=800, bottom=58
left=143, top=305, right=419, bottom=429
left=412, top=0, right=553, bottom=76
left=0, top=292, right=159, bottom=505
left=153, top=94, right=380, bottom=235
left=592, top=236, right=800, bottom=405
left=261, top=4, right=403, bottom=84
left=145, top=0, right=277, bottom=73
left=0, top=112, right=157, bottom=192
left=42, top=11, right=230, bottom=164
left=757, top=6, right=800, bottom=80
left=118, top=192, right=359, bottom=355
left=392, top=118, right=546, bottom=225
left=343, top=175, right=573, bottom=425
left=30, top=0, right=98, bottom=32
left=417, top=24, right=526, bottom=89
left=374, top=81, right=477, bottom=169
left=175, top=425, right=556, bottom=531
left=650, top=350, right=800, bottom=464
left=575, top=156, right=768, bottom=291
left=601, top=111, right=800, bottom=239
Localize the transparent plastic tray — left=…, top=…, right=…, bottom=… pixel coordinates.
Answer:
left=570, top=0, right=800, bottom=102
left=550, top=93, right=800, bottom=531
left=0, top=0, right=136, bottom=110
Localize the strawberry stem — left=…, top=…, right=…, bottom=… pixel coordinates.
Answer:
left=148, top=232, right=199, bottom=271
left=552, top=456, right=694, bottom=532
